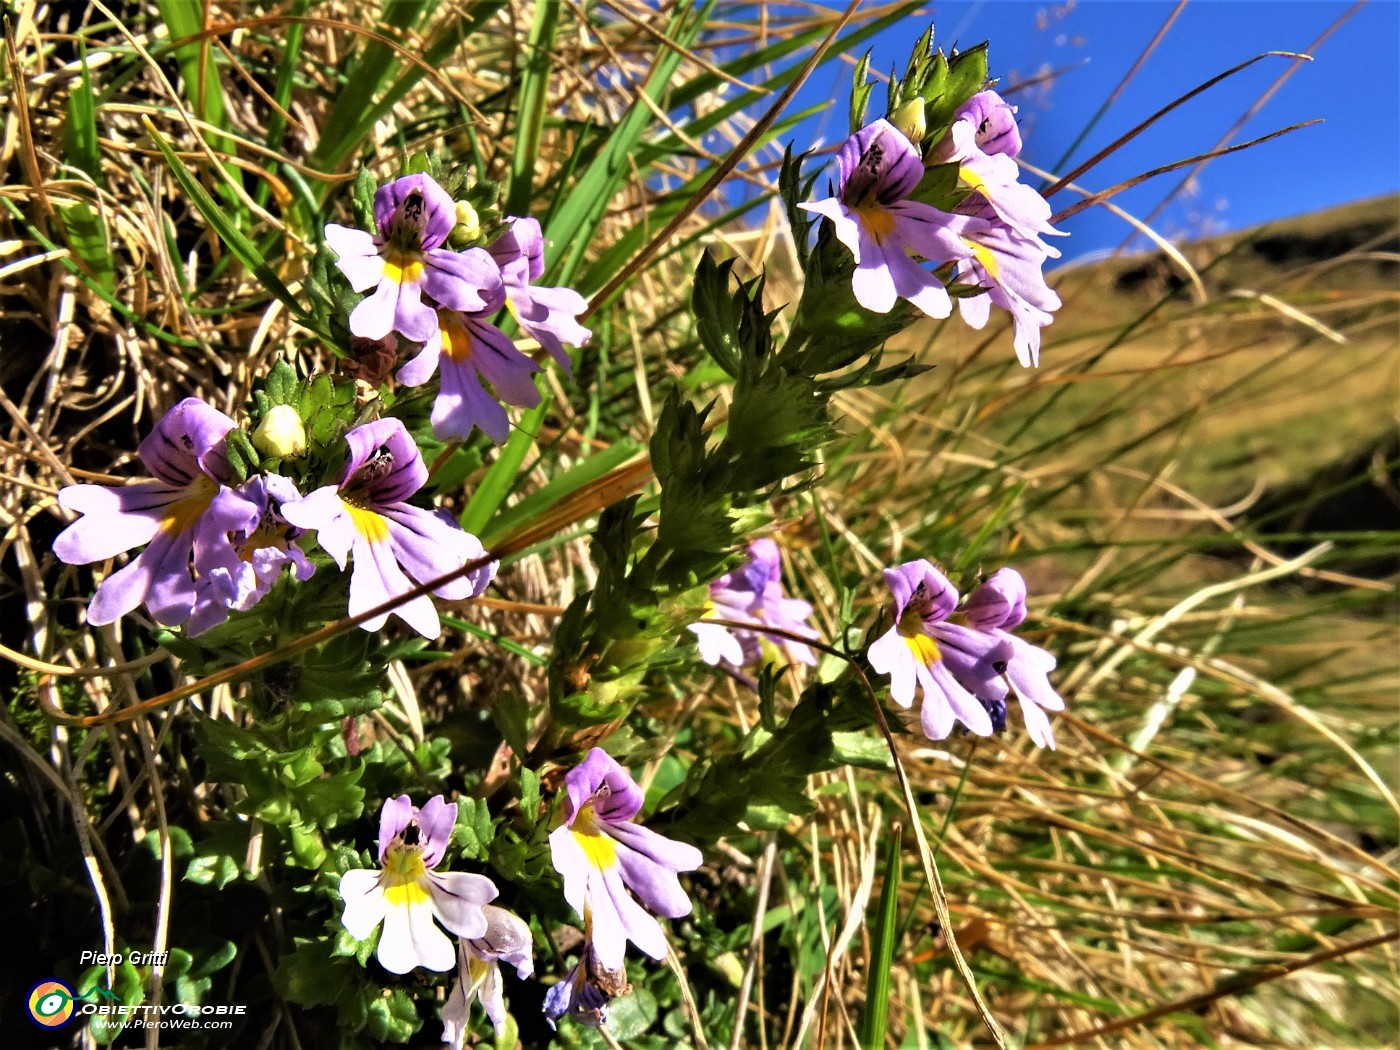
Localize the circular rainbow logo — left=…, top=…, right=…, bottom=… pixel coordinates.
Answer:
left=27, top=980, right=76, bottom=1027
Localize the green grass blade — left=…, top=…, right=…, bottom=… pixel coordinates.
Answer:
left=145, top=121, right=320, bottom=335
left=155, top=0, right=231, bottom=152
left=310, top=2, right=506, bottom=176
left=504, top=0, right=560, bottom=216
left=860, top=822, right=904, bottom=1049
left=482, top=438, right=643, bottom=547
left=459, top=397, right=554, bottom=536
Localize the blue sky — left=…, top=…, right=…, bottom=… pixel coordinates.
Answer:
left=789, top=1, right=1400, bottom=261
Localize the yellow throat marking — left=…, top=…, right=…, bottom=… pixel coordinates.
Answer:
left=345, top=502, right=389, bottom=545
left=571, top=806, right=618, bottom=871
left=380, top=845, right=430, bottom=909
left=382, top=249, right=425, bottom=286
left=160, top=475, right=218, bottom=536
left=897, top=608, right=941, bottom=667
left=853, top=202, right=896, bottom=246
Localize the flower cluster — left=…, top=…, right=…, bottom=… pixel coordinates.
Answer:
left=54, top=404, right=493, bottom=639
left=325, top=174, right=591, bottom=443
left=869, top=561, right=1065, bottom=748
left=340, top=751, right=702, bottom=1037
left=802, top=90, right=1065, bottom=366
left=688, top=538, right=820, bottom=672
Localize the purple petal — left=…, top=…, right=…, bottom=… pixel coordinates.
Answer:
left=512, top=284, right=591, bottom=371
left=851, top=248, right=899, bottom=313
left=839, top=119, right=923, bottom=206
left=955, top=91, right=1022, bottom=158
left=689, top=622, right=746, bottom=668
left=381, top=504, right=490, bottom=601
left=468, top=318, right=543, bottom=407
left=280, top=486, right=352, bottom=568
left=962, top=568, right=1028, bottom=630
left=928, top=661, right=994, bottom=736
left=563, top=749, right=644, bottom=825
left=489, top=215, right=546, bottom=284
left=138, top=398, right=236, bottom=486
left=378, top=795, right=417, bottom=859
left=54, top=482, right=177, bottom=563
left=882, top=559, right=957, bottom=621
left=396, top=327, right=441, bottom=387
left=324, top=224, right=384, bottom=291
left=340, top=417, right=427, bottom=504
left=422, top=246, right=503, bottom=314
left=471, top=905, right=534, bottom=977
left=798, top=197, right=863, bottom=262
left=883, top=243, right=952, bottom=319
left=416, top=794, right=457, bottom=867
left=431, top=341, right=512, bottom=443
left=868, top=626, right=917, bottom=708
left=373, top=173, right=457, bottom=251
left=608, top=822, right=701, bottom=917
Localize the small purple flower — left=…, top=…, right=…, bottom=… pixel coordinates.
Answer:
left=441, top=905, right=534, bottom=1043
left=324, top=174, right=502, bottom=343
left=338, top=795, right=498, bottom=974
left=396, top=297, right=544, bottom=444
left=189, top=474, right=315, bottom=636
left=867, top=560, right=997, bottom=741
left=548, top=749, right=702, bottom=971
left=799, top=119, right=977, bottom=318
left=959, top=568, right=1065, bottom=748
left=689, top=538, right=819, bottom=670
left=487, top=216, right=591, bottom=372
left=543, top=937, right=629, bottom=1030
left=280, top=418, right=494, bottom=638
left=53, top=398, right=261, bottom=627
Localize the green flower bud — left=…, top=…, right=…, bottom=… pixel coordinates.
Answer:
left=449, top=200, right=481, bottom=247
left=252, top=404, right=306, bottom=459
left=889, top=97, right=927, bottom=145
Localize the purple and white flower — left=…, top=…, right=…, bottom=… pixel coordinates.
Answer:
left=188, top=474, right=315, bottom=636
left=868, top=560, right=998, bottom=741
left=441, top=905, right=534, bottom=1043
left=799, top=119, right=977, bottom=318
left=868, top=559, right=1065, bottom=747
left=324, top=174, right=501, bottom=343
left=280, top=418, right=494, bottom=638
left=548, top=749, right=702, bottom=971
left=53, top=398, right=261, bottom=627
left=689, top=538, right=819, bottom=670
left=396, top=296, right=544, bottom=444
left=488, top=216, right=591, bottom=372
left=338, top=795, right=497, bottom=975
left=959, top=568, right=1065, bottom=748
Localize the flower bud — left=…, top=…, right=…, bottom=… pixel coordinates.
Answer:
left=448, top=200, right=481, bottom=247
left=252, top=404, right=306, bottom=459
left=889, top=97, right=927, bottom=146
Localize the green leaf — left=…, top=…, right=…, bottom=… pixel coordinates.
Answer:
left=365, top=986, right=421, bottom=1042
left=481, top=437, right=642, bottom=546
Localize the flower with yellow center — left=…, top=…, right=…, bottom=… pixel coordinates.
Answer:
left=547, top=749, right=703, bottom=972
left=338, top=794, right=498, bottom=975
